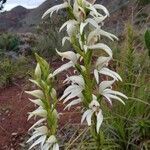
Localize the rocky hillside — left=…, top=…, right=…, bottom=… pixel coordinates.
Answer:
left=0, top=0, right=149, bottom=33
left=0, top=6, right=31, bottom=32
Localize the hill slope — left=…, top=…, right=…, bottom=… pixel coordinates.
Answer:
left=0, top=0, right=149, bottom=33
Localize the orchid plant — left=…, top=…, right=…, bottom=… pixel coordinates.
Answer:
left=27, top=0, right=127, bottom=149
left=26, top=54, right=59, bottom=150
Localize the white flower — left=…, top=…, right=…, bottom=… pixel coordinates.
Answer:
left=60, top=75, right=85, bottom=104
left=73, top=0, right=86, bottom=22
left=53, top=50, right=79, bottom=76
left=87, top=28, right=118, bottom=45
left=60, top=84, right=83, bottom=103
left=59, top=19, right=78, bottom=36
left=99, top=80, right=128, bottom=105
left=27, top=126, right=48, bottom=150
left=29, top=118, right=46, bottom=131
left=25, top=90, right=44, bottom=99
left=42, top=1, right=69, bottom=18
left=56, top=50, right=78, bottom=64
left=43, top=135, right=59, bottom=150
left=81, top=95, right=103, bottom=133
left=85, top=43, right=113, bottom=57
left=28, top=107, right=47, bottom=120
left=63, top=75, right=85, bottom=88
left=29, top=98, right=44, bottom=107
left=64, top=97, right=82, bottom=110
left=53, top=61, right=74, bottom=76
left=94, top=56, right=122, bottom=84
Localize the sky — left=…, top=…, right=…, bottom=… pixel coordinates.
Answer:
left=3, top=0, right=46, bottom=11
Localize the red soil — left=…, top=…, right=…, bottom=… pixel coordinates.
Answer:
left=0, top=79, right=81, bottom=150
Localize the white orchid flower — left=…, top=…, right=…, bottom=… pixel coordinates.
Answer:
left=63, top=92, right=83, bottom=110
left=29, top=98, right=44, bottom=107
left=94, top=56, right=111, bottom=83
left=42, top=1, right=69, bottom=18
left=27, top=126, right=48, bottom=150
left=28, top=106, right=47, bottom=120
left=63, top=75, right=85, bottom=88
left=53, top=50, right=79, bottom=76
left=87, top=28, right=118, bottom=45
left=94, top=57, right=122, bottom=83
left=53, top=61, right=74, bottom=76
left=81, top=95, right=103, bottom=133
left=42, top=135, right=59, bottom=150
left=56, top=50, right=78, bottom=64
left=85, top=43, right=113, bottom=57
left=29, top=118, right=46, bottom=131
left=25, top=90, right=44, bottom=99
left=60, top=75, right=85, bottom=103
left=73, top=0, right=86, bottom=22
left=94, top=56, right=122, bottom=84
left=59, top=19, right=78, bottom=36
left=99, top=80, right=128, bottom=105
left=60, top=84, right=83, bottom=103
left=64, top=97, right=82, bottom=110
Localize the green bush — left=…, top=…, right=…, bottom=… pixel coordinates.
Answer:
left=0, top=33, right=20, bottom=52
left=105, top=24, right=150, bottom=149
left=145, top=29, right=150, bottom=57
left=0, top=56, right=33, bottom=87
left=35, top=16, right=69, bottom=59
left=137, top=0, right=150, bottom=6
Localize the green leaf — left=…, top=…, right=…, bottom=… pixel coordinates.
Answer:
left=144, top=30, right=150, bottom=57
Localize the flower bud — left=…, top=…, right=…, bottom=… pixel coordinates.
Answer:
left=35, top=63, right=41, bottom=79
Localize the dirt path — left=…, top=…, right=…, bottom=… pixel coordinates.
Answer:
left=0, top=79, right=81, bottom=150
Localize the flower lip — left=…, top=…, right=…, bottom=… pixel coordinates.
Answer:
left=56, top=49, right=78, bottom=64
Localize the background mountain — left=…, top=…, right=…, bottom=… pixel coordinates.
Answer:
left=0, top=0, right=149, bottom=33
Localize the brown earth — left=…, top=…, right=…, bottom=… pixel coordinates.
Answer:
left=0, top=60, right=81, bottom=150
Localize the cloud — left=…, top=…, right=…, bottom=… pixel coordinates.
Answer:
left=4, top=0, right=46, bottom=11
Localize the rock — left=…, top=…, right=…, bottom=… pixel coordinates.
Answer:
left=11, top=132, right=18, bottom=136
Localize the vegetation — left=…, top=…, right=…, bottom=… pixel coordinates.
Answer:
left=0, top=0, right=149, bottom=149
left=0, top=33, right=33, bottom=87
left=61, top=23, right=150, bottom=150
left=26, top=1, right=149, bottom=150
left=137, top=0, right=150, bottom=6
left=35, top=16, right=67, bottom=59
left=0, top=56, right=33, bottom=87
left=0, top=33, right=20, bottom=52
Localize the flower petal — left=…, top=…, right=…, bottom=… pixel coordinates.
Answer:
left=29, top=118, right=46, bottom=131
left=56, top=50, right=78, bottom=63
left=25, top=90, right=44, bottom=99
left=99, top=68, right=122, bottom=81
left=99, top=80, right=115, bottom=93
left=53, top=61, right=74, bottom=76
left=93, top=4, right=110, bottom=17
left=42, top=2, right=69, bottom=18
left=64, top=98, right=82, bottom=110
left=87, top=43, right=113, bottom=57
left=29, top=135, right=47, bottom=150
left=104, top=94, right=125, bottom=105
left=96, top=110, right=103, bottom=133
left=94, top=69, right=99, bottom=84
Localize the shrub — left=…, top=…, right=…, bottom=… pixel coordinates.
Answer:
left=0, top=56, right=33, bottom=87
left=0, top=33, right=20, bottom=52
